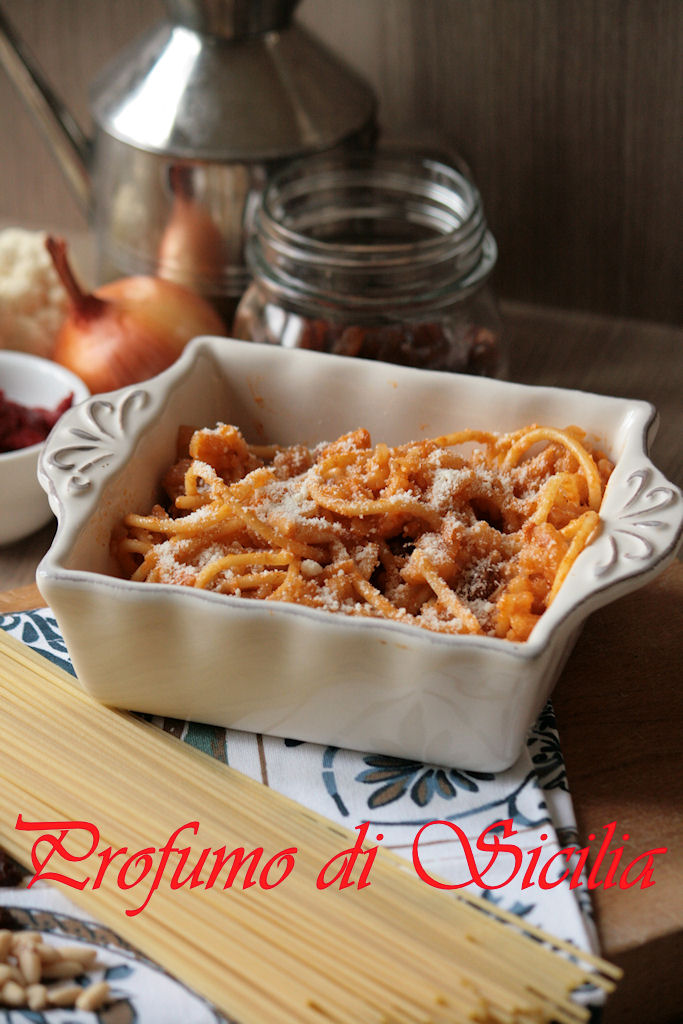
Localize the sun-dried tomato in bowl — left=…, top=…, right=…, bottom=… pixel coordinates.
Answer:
left=0, top=390, right=73, bottom=453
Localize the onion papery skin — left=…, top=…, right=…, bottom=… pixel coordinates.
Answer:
left=52, top=275, right=226, bottom=395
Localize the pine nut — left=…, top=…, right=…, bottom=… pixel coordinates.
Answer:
left=1, top=979, right=26, bottom=1006
left=34, top=942, right=61, bottom=963
left=0, top=964, right=22, bottom=984
left=26, top=983, right=48, bottom=1011
left=11, top=931, right=40, bottom=948
left=57, top=945, right=98, bottom=967
left=75, top=980, right=110, bottom=1012
left=41, top=959, right=84, bottom=980
left=18, top=947, right=41, bottom=985
left=46, top=982, right=83, bottom=1006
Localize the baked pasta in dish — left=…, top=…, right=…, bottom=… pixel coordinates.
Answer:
left=113, top=422, right=613, bottom=642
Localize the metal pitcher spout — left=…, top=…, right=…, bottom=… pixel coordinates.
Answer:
left=0, top=5, right=92, bottom=216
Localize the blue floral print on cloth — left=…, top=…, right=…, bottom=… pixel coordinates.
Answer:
left=0, top=609, right=602, bottom=1021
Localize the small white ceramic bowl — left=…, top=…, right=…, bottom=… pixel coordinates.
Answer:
left=0, top=350, right=89, bottom=546
left=37, top=338, right=682, bottom=770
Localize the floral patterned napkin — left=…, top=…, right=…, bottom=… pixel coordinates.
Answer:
left=1, top=608, right=601, bottom=1022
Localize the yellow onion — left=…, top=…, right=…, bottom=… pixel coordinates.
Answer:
left=47, top=236, right=225, bottom=394
left=157, top=165, right=226, bottom=290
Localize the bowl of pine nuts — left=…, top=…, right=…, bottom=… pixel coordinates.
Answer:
left=0, top=924, right=110, bottom=1013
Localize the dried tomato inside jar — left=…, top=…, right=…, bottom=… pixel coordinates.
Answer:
left=234, top=151, right=505, bottom=376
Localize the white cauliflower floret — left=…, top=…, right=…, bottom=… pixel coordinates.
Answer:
left=0, top=227, right=69, bottom=357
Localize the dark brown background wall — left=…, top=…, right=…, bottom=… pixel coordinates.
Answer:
left=0, top=0, right=680, bottom=324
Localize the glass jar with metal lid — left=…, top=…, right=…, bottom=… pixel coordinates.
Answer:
left=233, top=150, right=505, bottom=376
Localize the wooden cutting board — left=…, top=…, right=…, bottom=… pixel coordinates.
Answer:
left=552, top=561, right=682, bottom=1024
left=0, top=582, right=43, bottom=613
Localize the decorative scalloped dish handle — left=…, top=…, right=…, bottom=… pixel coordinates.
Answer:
left=39, top=388, right=152, bottom=514
left=591, top=461, right=682, bottom=582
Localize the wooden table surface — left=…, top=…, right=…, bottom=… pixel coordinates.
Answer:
left=1, top=301, right=681, bottom=1023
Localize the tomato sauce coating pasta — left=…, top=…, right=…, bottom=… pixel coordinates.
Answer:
left=112, top=423, right=613, bottom=641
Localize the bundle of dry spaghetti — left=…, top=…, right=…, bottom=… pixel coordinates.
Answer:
left=0, top=631, right=620, bottom=1023
left=113, top=422, right=613, bottom=641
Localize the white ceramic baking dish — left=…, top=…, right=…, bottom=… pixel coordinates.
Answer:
left=37, top=337, right=682, bottom=771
